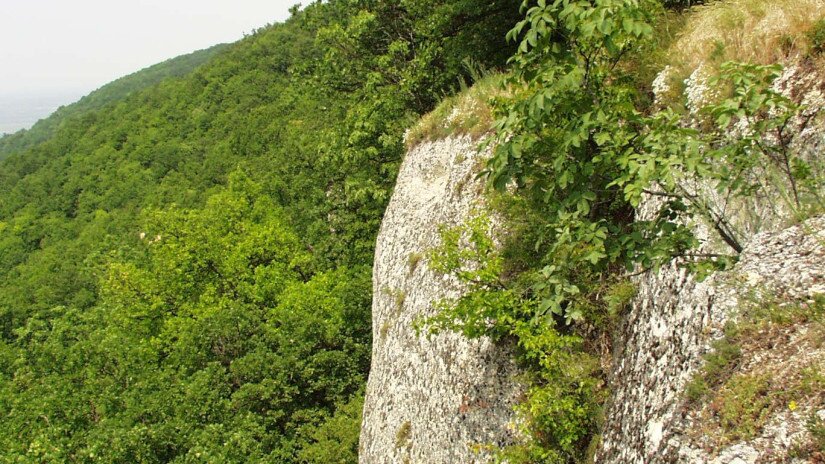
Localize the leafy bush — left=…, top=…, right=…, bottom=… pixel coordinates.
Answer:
left=422, top=213, right=605, bottom=463
left=426, top=0, right=819, bottom=460
left=807, top=18, right=825, bottom=54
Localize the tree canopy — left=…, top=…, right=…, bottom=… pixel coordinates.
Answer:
left=0, top=1, right=520, bottom=461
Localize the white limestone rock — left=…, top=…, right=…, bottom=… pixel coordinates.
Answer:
left=359, top=136, right=523, bottom=464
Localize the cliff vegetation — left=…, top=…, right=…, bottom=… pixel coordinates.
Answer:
left=418, top=0, right=825, bottom=462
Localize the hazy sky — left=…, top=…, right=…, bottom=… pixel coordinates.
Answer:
left=0, top=0, right=297, bottom=97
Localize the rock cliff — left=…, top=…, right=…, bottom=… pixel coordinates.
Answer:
left=594, top=61, right=825, bottom=464
left=360, top=59, right=824, bottom=464
left=359, top=136, right=522, bottom=464
left=596, top=216, right=825, bottom=463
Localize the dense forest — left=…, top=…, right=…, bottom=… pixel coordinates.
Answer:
left=0, top=1, right=519, bottom=461
left=2, top=0, right=823, bottom=462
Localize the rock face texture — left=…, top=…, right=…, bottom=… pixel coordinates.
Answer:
left=595, top=217, right=825, bottom=464
left=359, top=136, right=522, bottom=464
left=596, top=63, right=825, bottom=463
left=360, top=63, right=823, bottom=464
left=595, top=259, right=715, bottom=463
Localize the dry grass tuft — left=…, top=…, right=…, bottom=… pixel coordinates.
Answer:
left=670, top=0, right=825, bottom=71
left=652, top=0, right=825, bottom=109
left=404, top=75, right=508, bottom=149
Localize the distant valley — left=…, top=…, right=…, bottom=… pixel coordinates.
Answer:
left=0, top=91, right=83, bottom=134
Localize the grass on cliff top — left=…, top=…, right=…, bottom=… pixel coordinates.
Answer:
left=404, top=74, right=507, bottom=149
left=650, top=0, right=825, bottom=110
left=669, top=0, right=825, bottom=72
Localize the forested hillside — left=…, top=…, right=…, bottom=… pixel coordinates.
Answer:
left=0, top=44, right=227, bottom=161
left=0, top=1, right=519, bottom=461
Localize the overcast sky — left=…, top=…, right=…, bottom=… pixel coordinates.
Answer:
left=0, top=0, right=297, bottom=97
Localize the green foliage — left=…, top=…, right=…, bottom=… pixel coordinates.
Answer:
left=422, top=213, right=605, bottom=463
left=686, top=325, right=742, bottom=402
left=422, top=213, right=508, bottom=339
left=297, top=394, right=365, bottom=464
left=486, top=0, right=819, bottom=334
left=422, top=0, right=820, bottom=461
left=603, top=280, right=637, bottom=318
left=613, top=61, right=820, bottom=256
left=0, top=1, right=522, bottom=461
left=741, top=294, right=825, bottom=326
left=789, top=399, right=825, bottom=459
left=422, top=0, right=701, bottom=459
left=807, top=414, right=825, bottom=453
left=807, top=18, right=825, bottom=55
left=301, top=0, right=520, bottom=264
left=487, top=0, right=702, bottom=329
left=1, top=177, right=374, bottom=461
left=1, top=0, right=819, bottom=461
left=503, top=324, right=604, bottom=462
left=799, top=366, right=825, bottom=395
left=0, top=44, right=227, bottom=161
left=686, top=296, right=825, bottom=445
left=707, top=63, right=821, bottom=213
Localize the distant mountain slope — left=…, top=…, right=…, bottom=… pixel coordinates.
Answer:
left=75, top=43, right=229, bottom=110
left=0, top=44, right=228, bottom=160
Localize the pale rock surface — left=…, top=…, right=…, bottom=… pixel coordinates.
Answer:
left=360, top=62, right=824, bottom=464
left=359, top=136, right=522, bottom=464
left=596, top=216, right=825, bottom=464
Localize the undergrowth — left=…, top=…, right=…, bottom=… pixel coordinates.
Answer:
left=418, top=0, right=824, bottom=461
left=660, top=0, right=825, bottom=94
left=713, top=373, right=775, bottom=441
left=809, top=18, right=825, bottom=55
left=685, top=324, right=743, bottom=403
left=419, top=210, right=610, bottom=463
left=687, top=295, right=825, bottom=444
left=673, top=0, right=825, bottom=66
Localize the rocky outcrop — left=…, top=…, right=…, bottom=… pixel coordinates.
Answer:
left=596, top=216, right=825, bottom=463
left=596, top=62, right=825, bottom=463
left=359, top=136, right=522, bottom=464
left=359, top=56, right=824, bottom=464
